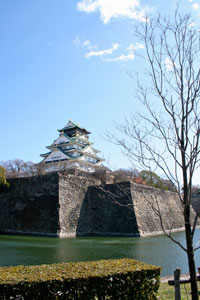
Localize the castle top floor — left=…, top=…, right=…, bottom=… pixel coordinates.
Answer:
left=58, top=120, right=90, bottom=140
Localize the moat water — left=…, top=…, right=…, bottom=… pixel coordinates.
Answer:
left=1, top=228, right=200, bottom=276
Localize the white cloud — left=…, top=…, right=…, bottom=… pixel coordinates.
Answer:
left=84, top=41, right=144, bottom=62
left=83, top=40, right=91, bottom=46
left=83, top=40, right=98, bottom=50
left=85, top=43, right=119, bottom=58
left=73, top=37, right=98, bottom=50
left=188, top=21, right=196, bottom=27
left=165, top=58, right=174, bottom=71
left=106, top=53, right=135, bottom=62
left=77, top=0, right=149, bottom=23
left=192, top=2, right=200, bottom=10
left=126, top=42, right=144, bottom=52
left=73, top=36, right=81, bottom=47
left=105, top=42, right=143, bottom=62
left=77, top=0, right=99, bottom=13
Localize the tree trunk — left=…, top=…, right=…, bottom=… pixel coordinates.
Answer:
left=185, top=218, right=199, bottom=299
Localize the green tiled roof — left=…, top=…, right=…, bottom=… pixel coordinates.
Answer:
left=58, top=120, right=90, bottom=134
left=40, top=152, right=51, bottom=157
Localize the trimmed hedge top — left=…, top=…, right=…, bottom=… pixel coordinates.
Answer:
left=0, top=258, right=160, bottom=284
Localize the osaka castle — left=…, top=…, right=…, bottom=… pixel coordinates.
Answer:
left=40, top=120, right=105, bottom=172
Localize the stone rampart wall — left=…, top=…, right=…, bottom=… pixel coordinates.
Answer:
left=76, top=182, right=140, bottom=236
left=80, top=182, right=187, bottom=237
left=0, top=172, right=191, bottom=237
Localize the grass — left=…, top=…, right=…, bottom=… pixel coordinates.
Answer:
left=158, top=282, right=200, bottom=300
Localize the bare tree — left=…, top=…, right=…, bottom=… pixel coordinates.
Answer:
left=2, top=159, right=25, bottom=178
left=108, top=8, right=200, bottom=299
left=111, top=168, right=139, bottom=182
left=0, top=159, right=43, bottom=178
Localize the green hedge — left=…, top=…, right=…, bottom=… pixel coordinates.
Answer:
left=0, top=258, right=161, bottom=299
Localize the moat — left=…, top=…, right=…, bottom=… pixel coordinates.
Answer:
left=1, top=228, right=200, bottom=276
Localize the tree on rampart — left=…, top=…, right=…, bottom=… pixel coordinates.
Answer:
left=0, top=166, right=9, bottom=190
left=139, top=170, right=175, bottom=190
left=108, top=7, right=200, bottom=299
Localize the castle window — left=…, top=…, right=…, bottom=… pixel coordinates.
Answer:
left=86, top=156, right=97, bottom=164
left=51, top=155, right=61, bottom=160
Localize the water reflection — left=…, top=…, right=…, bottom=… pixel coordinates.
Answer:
left=0, top=228, right=200, bottom=276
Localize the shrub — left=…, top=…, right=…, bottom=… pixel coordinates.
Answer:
left=0, top=258, right=161, bottom=299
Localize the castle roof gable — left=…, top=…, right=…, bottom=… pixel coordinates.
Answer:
left=52, top=134, right=71, bottom=146
left=43, top=148, right=69, bottom=163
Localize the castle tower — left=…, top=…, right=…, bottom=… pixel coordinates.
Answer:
left=40, top=120, right=105, bottom=172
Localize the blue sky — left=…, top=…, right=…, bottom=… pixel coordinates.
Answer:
left=0, top=0, right=199, bottom=171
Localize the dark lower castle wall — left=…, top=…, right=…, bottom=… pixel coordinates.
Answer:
left=0, top=173, right=60, bottom=236
left=76, top=182, right=140, bottom=236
